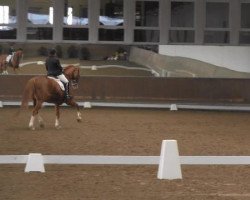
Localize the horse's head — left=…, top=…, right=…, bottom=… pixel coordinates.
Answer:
left=63, top=65, right=80, bottom=89
left=15, top=49, right=23, bottom=58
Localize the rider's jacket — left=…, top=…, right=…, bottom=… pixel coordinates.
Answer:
left=8, top=47, right=15, bottom=55
left=45, top=55, right=63, bottom=76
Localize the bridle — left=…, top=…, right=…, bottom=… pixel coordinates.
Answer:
left=70, top=68, right=80, bottom=89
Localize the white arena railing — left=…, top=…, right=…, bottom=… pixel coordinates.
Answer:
left=0, top=140, right=249, bottom=180
left=2, top=101, right=250, bottom=112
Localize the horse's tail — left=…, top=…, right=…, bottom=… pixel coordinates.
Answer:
left=15, top=78, right=36, bottom=117
left=21, top=78, right=35, bottom=109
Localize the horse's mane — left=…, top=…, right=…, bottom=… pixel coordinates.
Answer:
left=63, top=65, right=79, bottom=75
left=64, top=65, right=75, bottom=71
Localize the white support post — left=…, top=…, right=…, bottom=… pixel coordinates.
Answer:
left=170, top=104, right=178, bottom=111
left=84, top=102, right=92, bottom=108
left=157, top=140, right=182, bottom=180
left=25, top=153, right=45, bottom=173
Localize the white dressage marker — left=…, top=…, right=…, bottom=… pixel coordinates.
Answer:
left=83, top=102, right=92, bottom=108
left=170, top=104, right=178, bottom=111
left=157, top=140, right=182, bottom=180
left=37, top=61, right=45, bottom=65
left=25, top=153, right=45, bottom=173
left=91, top=65, right=97, bottom=70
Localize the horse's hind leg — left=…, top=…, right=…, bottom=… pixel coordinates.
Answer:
left=55, top=105, right=61, bottom=129
left=29, top=101, right=42, bottom=130
left=33, top=99, right=45, bottom=128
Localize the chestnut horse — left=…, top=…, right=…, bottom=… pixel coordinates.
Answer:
left=21, top=65, right=82, bottom=130
left=0, top=49, right=23, bottom=74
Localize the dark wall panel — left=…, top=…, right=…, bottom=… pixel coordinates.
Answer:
left=0, top=75, right=250, bottom=104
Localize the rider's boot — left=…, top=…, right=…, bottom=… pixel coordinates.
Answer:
left=64, top=83, right=71, bottom=101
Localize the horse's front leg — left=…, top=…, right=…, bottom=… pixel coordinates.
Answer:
left=55, top=105, right=62, bottom=129
left=3, top=63, right=8, bottom=75
left=29, top=115, right=36, bottom=130
left=1, top=63, right=8, bottom=75
left=13, top=66, right=19, bottom=74
left=38, top=115, right=45, bottom=128
left=67, top=100, right=82, bottom=122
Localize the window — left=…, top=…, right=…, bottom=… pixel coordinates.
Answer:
left=134, top=1, right=159, bottom=43
left=27, top=0, right=53, bottom=40
left=204, top=2, right=229, bottom=44
left=241, top=3, right=250, bottom=29
left=99, top=0, right=124, bottom=41
left=206, top=2, right=229, bottom=28
left=240, top=3, right=250, bottom=44
left=134, top=29, right=159, bottom=42
left=27, top=0, right=53, bottom=25
left=169, top=1, right=195, bottom=43
left=135, top=1, right=159, bottom=27
left=99, top=28, right=124, bottom=41
left=169, top=30, right=194, bottom=43
left=0, top=0, right=16, bottom=39
left=63, top=0, right=89, bottom=40
left=64, top=0, right=88, bottom=26
left=63, top=28, right=88, bottom=40
left=239, top=31, right=250, bottom=44
left=204, top=31, right=229, bottom=44
left=100, top=0, right=123, bottom=25
left=171, top=2, right=194, bottom=28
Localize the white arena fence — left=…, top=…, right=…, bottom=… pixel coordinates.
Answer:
left=0, top=140, right=249, bottom=180
left=1, top=101, right=250, bottom=112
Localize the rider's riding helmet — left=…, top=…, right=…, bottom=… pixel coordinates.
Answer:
left=49, top=48, right=56, bottom=56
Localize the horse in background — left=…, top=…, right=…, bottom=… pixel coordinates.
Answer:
left=0, top=49, right=23, bottom=75
left=20, top=65, right=82, bottom=130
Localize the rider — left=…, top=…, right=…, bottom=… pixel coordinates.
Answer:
left=45, top=48, right=71, bottom=100
left=6, top=45, right=15, bottom=63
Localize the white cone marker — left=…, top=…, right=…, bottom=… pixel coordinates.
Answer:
left=170, top=104, right=178, bottom=111
left=157, top=140, right=182, bottom=179
left=25, top=153, right=45, bottom=173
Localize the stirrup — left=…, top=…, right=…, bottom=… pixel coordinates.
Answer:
left=65, top=94, right=72, bottom=101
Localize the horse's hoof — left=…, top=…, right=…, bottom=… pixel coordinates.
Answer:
left=40, top=124, right=45, bottom=128
left=29, top=126, right=35, bottom=131
left=55, top=125, right=62, bottom=129
left=77, top=118, right=82, bottom=123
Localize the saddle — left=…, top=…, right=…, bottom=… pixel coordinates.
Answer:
left=47, top=76, right=65, bottom=91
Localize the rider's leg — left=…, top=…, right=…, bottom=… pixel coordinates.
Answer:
left=57, top=74, right=71, bottom=99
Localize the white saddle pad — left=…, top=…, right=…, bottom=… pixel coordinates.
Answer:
left=6, top=55, right=12, bottom=62
left=48, top=76, right=65, bottom=91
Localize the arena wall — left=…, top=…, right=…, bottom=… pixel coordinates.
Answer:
left=129, top=47, right=250, bottom=78
left=1, top=75, right=250, bottom=104
left=159, top=45, right=250, bottom=73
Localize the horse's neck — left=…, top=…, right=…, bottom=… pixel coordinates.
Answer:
left=64, top=67, right=73, bottom=79
left=12, top=52, right=20, bottom=66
